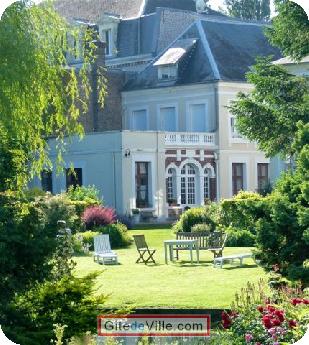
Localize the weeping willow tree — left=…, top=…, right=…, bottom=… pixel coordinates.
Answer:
left=0, top=0, right=106, bottom=191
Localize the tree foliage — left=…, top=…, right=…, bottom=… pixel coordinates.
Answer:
left=0, top=1, right=105, bottom=190
left=266, top=0, right=309, bottom=61
left=229, top=57, right=309, bottom=158
left=224, top=0, right=270, bottom=21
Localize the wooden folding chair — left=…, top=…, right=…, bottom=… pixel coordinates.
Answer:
left=133, top=234, right=156, bottom=264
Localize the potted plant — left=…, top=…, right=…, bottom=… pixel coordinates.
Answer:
left=131, top=208, right=140, bottom=223
left=168, top=198, right=178, bottom=207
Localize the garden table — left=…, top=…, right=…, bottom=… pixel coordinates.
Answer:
left=164, top=239, right=199, bottom=264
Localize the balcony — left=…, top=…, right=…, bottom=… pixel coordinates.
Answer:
left=165, top=132, right=216, bottom=146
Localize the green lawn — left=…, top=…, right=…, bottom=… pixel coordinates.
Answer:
left=74, top=228, right=267, bottom=309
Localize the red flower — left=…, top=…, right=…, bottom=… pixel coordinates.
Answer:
left=222, top=311, right=232, bottom=329
left=272, top=318, right=282, bottom=326
left=222, top=319, right=231, bottom=329
left=288, top=320, right=297, bottom=328
left=274, top=310, right=284, bottom=322
left=302, top=299, right=309, bottom=305
left=257, top=305, right=264, bottom=313
left=262, top=315, right=273, bottom=329
left=267, top=305, right=276, bottom=313
left=291, top=298, right=302, bottom=306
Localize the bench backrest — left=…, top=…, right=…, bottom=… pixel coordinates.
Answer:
left=94, top=234, right=112, bottom=253
left=176, top=231, right=227, bottom=250
left=133, top=234, right=149, bottom=250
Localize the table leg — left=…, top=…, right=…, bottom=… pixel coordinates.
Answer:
left=164, top=243, right=168, bottom=264
left=169, top=244, right=173, bottom=261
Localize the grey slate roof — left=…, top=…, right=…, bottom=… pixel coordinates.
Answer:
left=54, top=0, right=199, bottom=21
left=143, top=0, right=197, bottom=14
left=54, top=0, right=144, bottom=21
left=124, top=17, right=281, bottom=90
left=116, top=8, right=197, bottom=58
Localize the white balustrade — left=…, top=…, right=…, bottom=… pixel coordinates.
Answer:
left=165, top=132, right=215, bottom=146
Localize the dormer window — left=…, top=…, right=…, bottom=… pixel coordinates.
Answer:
left=158, top=64, right=178, bottom=81
left=154, top=38, right=197, bottom=82
left=102, top=29, right=112, bottom=56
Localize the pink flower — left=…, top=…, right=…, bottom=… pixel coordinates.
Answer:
left=245, top=333, right=253, bottom=342
left=268, top=328, right=276, bottom=335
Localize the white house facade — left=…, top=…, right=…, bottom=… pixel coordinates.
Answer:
left=30, top=0, right=286, bottom=221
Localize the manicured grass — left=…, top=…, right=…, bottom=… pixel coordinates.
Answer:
left=73, top=228, right=267, bottom=309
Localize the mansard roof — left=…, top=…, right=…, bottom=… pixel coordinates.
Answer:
left=54, top=0, right=201, bottom=21
left=124, top=16, right=281, bottom=90
left=53, top=0, right=145, bottom=21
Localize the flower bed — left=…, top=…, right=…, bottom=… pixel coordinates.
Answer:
left=211, top=280, right=309, bottom=345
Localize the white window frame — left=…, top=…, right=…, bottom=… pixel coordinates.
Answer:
left=158, top=65, right=178, bottom=81
left=101, top=28, right=112, bottom=57
left=129, top=107, right=149, bottom=131
left=131, top=154, right=156, bottom=210
left=228, top=156, right=248, bottom=197
left=156, top=103, right=179, bottom=132
left=180, top=163, right=198, bottom=206
left=228, top=114, right=250, bottom=144
left=185, top=100, right=209, bottom=132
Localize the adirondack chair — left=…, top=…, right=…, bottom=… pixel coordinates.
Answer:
left=93, top=234, right=118, bottom=265
left=133, top=234, right=156, bottom=264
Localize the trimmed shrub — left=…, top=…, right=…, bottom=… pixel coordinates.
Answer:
left=191, top=223, right=212, bottom=233
left=220, top=191, right=267, bottom=235
left=226, top=228, right=256, bottom=247
left=172, top=205, right=217, bottom=233
left=82, top=206, right=116, bottom=230
left=98, top=223, right=132, bottom=248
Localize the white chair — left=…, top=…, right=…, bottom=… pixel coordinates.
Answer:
left=93, top=235, right=118, bottom=265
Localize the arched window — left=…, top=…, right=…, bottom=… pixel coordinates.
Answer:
left=204, top=168, right=210, bottom=201
left=166, top=168, right=177, bottom=203
left=181, top=163, right=197, bottom=205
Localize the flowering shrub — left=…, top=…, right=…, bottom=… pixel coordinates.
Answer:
left=82, top=206, right=116, bottom=230
left=216, top=280, right=309, bottom=345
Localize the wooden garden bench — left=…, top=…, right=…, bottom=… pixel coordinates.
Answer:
left=174, top=231, right=227, bottom=259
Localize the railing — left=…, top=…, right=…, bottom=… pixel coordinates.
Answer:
left=165, top=132, right=216, bottom=146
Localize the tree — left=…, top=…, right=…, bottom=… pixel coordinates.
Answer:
left=254, top=123, right=309, bottom=286
left=266, top=0, right=309, bottom=61
left=0, top=1, right=105, bottom=191
left=224, top=0, right=270, bottom=21
left=229, top=57, right=309, bottom=158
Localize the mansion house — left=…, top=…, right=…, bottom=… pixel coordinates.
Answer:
left=31, top=0, right=287, bottom=221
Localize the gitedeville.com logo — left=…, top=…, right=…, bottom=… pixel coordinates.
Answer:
left=97, top=314, right=211, bottom=337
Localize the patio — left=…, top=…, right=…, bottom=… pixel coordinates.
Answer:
left=73, top=227, right=267, bottom=309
